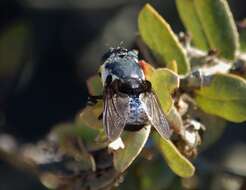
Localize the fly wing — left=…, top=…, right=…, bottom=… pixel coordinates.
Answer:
left=103, top=91, right=129, bottom=141
left=141, top=91, right=171, bottom=139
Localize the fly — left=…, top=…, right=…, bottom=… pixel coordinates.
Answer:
left=98, top=47, right=171, bottom=141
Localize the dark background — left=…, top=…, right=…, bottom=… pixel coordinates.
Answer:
left=0, top=0, right=246, bottom=189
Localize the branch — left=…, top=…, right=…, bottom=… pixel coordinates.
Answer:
left=0, top=134, right=122, bottom=190
left=181, top=47, right=246, bottom=90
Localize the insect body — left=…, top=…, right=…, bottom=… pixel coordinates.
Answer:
left=100, top=47, right=171, bottom=141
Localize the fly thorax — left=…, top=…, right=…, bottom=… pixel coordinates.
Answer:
left=101, top=47, right=146, bottom=87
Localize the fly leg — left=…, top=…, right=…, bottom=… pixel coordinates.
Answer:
left=87, top=95, right=103, bottom=106
left=87, top=95, right=104, bottom=121
left=97, top=112, right=103, bottom=120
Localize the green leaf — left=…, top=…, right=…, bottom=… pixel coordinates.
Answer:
left=52, top=123, right=97, bottom=170
left=149, top=68, right=179, bottom=113
left=0, top=23, right=30, bottom=78
left=74, top=101, right=108, bottom=150
left=176, top=0, right=209, bottom=50
left=86, top=75, right=103, bottom=96
left=194, top=0, right=239, bottom=60
left=76, top=101, right=103, bottom=129
left=138, top=4, right=190, bottom=75
left=167, top=60, right=178, bottom=73
left=54, top=123, right=99, bottom=149
left=113, top=125, right=151, bottom=172
left=195, top=74, right=246, bottom=122
left=153, top=134, right=195, bottom=178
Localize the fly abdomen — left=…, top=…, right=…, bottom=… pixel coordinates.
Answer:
left=126, top=95, right=149, bottom=128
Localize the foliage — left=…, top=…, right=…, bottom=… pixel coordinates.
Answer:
left=138, top=4, right=190, bottom=75
left=0, top=23, right=30, bottom=78
left=195, top=73, right=246, bottom=122
left=176, top=0, right=239, bottom=59
left=0, top=0, right=246, bottom=190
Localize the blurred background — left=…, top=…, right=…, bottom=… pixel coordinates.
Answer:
left=0, top=0, right=246, bottom=189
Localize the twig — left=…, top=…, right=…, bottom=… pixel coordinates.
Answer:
left=0, top=134, right=122, bottom=190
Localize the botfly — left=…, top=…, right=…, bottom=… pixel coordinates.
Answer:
left=98, top=47, right=171, bottom=141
